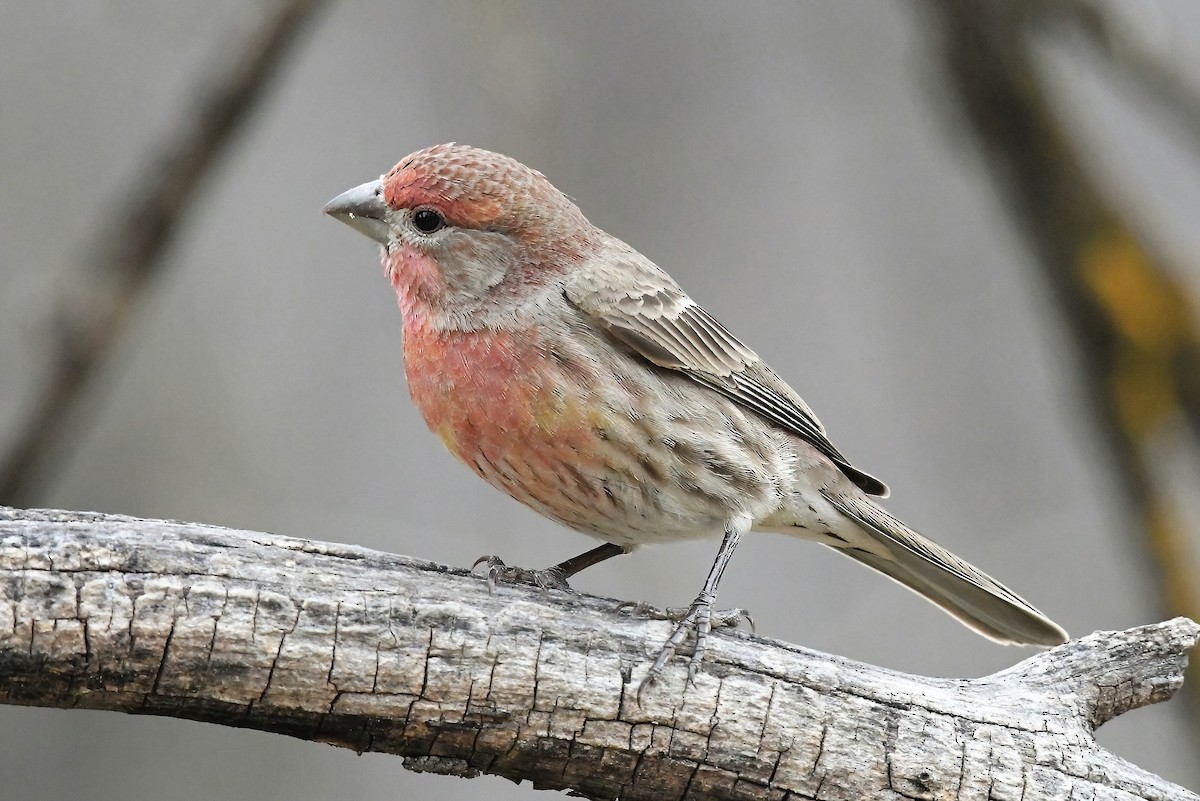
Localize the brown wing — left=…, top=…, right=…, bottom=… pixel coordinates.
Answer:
left=565, top=267, right=889, bottom=497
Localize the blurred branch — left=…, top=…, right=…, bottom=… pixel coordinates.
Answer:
left=1, top=507, right=1197, bottom=801
left=0, top=0, right=326, bottom=506
left=926, top=0, right=1200, bottom=673
left=1062, top=0, right=1200, bottom=150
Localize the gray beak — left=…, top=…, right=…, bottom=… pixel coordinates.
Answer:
left=323, top=179, right=389, bottom=244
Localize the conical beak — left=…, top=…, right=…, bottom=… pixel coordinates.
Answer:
left=323, top=180, right=389, bottom=244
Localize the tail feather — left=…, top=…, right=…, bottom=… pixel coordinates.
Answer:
left=821, top=491, right=1068, bottom=647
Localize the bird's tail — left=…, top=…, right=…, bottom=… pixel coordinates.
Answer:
left=821, top=491, right=1068, bottom=646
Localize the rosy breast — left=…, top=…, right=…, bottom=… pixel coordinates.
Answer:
left=401, top=318, right=635, bottom=533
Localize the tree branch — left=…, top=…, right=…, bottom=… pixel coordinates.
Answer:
left=924, top=0, right=1200, bottom=716
left=0, top=0, right=326, bottom=506
left=1064, top=0, right=1200, bottom=151
left=0, top=507, right=1195, bottom=801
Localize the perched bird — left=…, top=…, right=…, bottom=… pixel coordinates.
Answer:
left=324, top=144, right=1068, bottom=683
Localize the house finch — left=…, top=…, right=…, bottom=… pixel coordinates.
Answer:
left=324, top=144, right=1068, bottom=683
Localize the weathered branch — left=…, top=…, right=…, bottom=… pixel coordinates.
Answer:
left=0, top=507, right=1195, bottom=801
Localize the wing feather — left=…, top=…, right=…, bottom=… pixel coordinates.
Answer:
left=564, top=263, right=889, bottom=496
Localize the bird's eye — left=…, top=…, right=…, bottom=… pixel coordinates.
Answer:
left=412, top=208, right=445, bottom=234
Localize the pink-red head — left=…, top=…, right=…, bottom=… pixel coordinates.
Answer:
left=324, top=145, right=596, bottom=326
left=380, top=144, right=583, bottom=234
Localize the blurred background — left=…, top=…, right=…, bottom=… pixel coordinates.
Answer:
left=3, top=1, right=1200, bottom=797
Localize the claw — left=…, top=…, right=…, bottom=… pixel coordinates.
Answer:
left=471, top=554, right=507, bottom=593
left=635, top=669, right=657, bottom=705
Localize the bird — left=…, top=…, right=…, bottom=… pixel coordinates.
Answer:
left=323, top=143, right=1068, bottom=684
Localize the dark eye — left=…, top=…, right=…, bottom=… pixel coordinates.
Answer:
left=412, top=208, right=445, bottom=234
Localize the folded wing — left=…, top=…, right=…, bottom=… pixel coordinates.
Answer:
left=565, top=260, right=888, bottom=497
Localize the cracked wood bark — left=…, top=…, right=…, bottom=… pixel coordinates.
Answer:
left=0, top=508, right=1195, bottom=801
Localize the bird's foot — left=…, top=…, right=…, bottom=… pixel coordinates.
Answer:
left=471, top=555, right=573, bottom=592
left=620, top=601, right=753, bottom=633
left=636, top=595, right=748, bottom=699
left=635, top=526, right=746, bottom=699
left=665, top=605, right=754, bottom=633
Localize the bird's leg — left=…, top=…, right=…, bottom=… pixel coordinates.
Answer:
left=640, top=525, right=743, bottom=692
left=473, top=542, right=627, bottom=591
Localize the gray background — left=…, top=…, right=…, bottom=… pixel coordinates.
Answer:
left=2, top=2, right=1198, bottom=798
